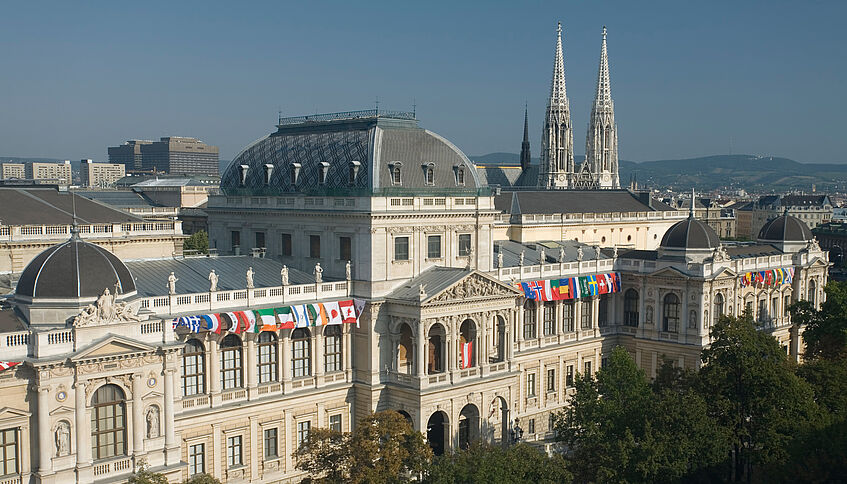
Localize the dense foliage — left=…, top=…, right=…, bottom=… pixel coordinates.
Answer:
left=423, top=442, right=570, bottom=484
left=183, top=230, right=209, bottom=254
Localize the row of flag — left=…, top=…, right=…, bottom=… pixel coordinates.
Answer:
left=173, top=299, right=367, bottom=334
left=0, top=362, right=19, bottom=373
left=740, top=268, right=794, bottom=288
left=519, top=273, right=622, bottom=301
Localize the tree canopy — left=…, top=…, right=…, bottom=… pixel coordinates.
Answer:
left=183, top=230, right=209, bottom=255
left=423, top=442, right=571, bottom=484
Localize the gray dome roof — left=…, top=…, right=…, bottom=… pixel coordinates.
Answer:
left=660, top=217, right=721, bottom=250
left=16, top=237, right=136, bottom=299
left=221, top=111, right=481, bottom=194
left=758, top=214, right=812, bottom=242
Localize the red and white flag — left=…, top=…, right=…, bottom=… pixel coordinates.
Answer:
left=461, top=342, right=473, bottom=369
left=339, top=300, right=357, bottom=324
left=324, top=301, right=343, bottom=325
left=201, top=313, right=222, bottom=333
left=0, top=362, right=20, bottom=372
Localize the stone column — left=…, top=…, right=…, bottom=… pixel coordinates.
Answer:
left=246, top=336, right=257, bottom=392
left=416, top=321, right=426, bottom=378
left=592, top=297, right=600, bottom=337
left=163, top=368, right=178, bottom=464
left=478, top=314, right=487, bottom=369
left=573, top=299, right=582, bottom=341
left=212, top=423, right=222, bottom=480
left=283, top=410, right=293, bottom=473
left=249, top=416, right=259, bottom=479
left=535, top=300, right=543, bottom=344
left=74, top=380, right=91, bottom=467
left=344, top=326, right=352, bottom=381
left=37, top=386, right=52, bottom=473
left=131, top=374, right=145, bottom=456
left=281, top=331, right=292, bottom=391
left=315, top=329, right=325, bottom=384
left=208, top=337, right=221, bottom=396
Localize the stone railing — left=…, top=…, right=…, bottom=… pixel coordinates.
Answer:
left=92, top=457, right=133, bottom=478
left=495, top=259, right=616, bottom=282
left=0, top=221, right=183, bottom=242
left=494, top=210, right=688, bottom=225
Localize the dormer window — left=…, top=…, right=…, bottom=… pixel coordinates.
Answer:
left=318, top=162, right=330, bottom=185
left=389, top=162, right=402, bottom=185
left=348, top=160, right=361, bottom=185
left=455, top=165, right=465, bottom=186
left=423, top=162, right=435, bottom=186
left=263, top=164, right=274, bottom=185
left=239, top=165, right=249, bottom=186
left=289, top=163, right=301, bottom=186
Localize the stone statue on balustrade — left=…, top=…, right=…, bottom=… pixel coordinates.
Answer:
left=246, top=267, right=255, bottom=289
left=280, top=265, right=290, bottom=286
left=208, top=270, right=218, bottom=292
left=167, top=272, right=178, bottom=295
left=314, top=262, right=323, bottom=283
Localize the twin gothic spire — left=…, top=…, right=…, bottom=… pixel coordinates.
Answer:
left=537, top=23, right=619, bottom=190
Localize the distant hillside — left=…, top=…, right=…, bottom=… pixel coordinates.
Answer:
left=471, top=153, right=847, bottom=191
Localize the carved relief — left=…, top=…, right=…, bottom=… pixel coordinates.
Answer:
left=74, top=288, right=141, bottom=327
left=146, top=405, right=160, bottom=438
left=54, top=420, right=71, bottom=457
left=431, top=275, right=514, bottom=302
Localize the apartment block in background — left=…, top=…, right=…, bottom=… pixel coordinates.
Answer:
left=79, top=159, right=126, bottom=187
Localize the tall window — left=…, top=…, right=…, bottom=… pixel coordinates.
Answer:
left=663, top=293, right=680, bottom=333
left=231, top=231, right=240, bottom=252
left=527, top=373, right=536, bottom=397
left=758, top=299, right=767, bottom=322
left=182, top=340, right=206, bottom=397
left=309, top=235, right=321, bottom=259
left=457, top=168, right=465, bottom=186
left=227, top=435, right=243, bottom=467
left=808, top=279, right=817, bottom=306
left=543, top=302, right=555, bottom=336
left=580, top=300, right=592, bottom=329
left=584, top=360, right=592, bottom=376
left=281, top=233, right=292, bottom=257
left=713, top=293, right=724, bottom=327
left=189, top=443, right=205, bottom=475
left=562, top=302, right=575, bottom=332
left=523, top=300, right=537, bottom=340
left=427, top=235, right=442, bottom=259
left=458, top=234, right=472, bottom=256
left=220, top=335, right=243, bottom=390
left=425, top=166, right=435, bottom=185
left=547, top=368, right=556, bottom=393
left=91, top=385, right=127, bottom=460
left=264, top=428, right=278, bottom=459
left=598, top=297, right=609, bottom=327
left=329, top=414, right=342, bottom=433
left=257, top=332, right=278, bottom=384
left=0, top=429, right=18, bottom=477
left=784, top=294, right=792, bottom=321
left=292, top=328, right=311, bottom=378
left=339, top=236, right=352, bottom=262
left=392, top=166, right=402, bottom=185
left=566, top=365, right=574, bottom=387
left=394, top=237, right=409, bottom=261
left=297, top=421, right=311, bottom=449
left=325, top=326, right=342, bottom=373
left=624, top=289, right=639, bottom=327
left=255, top=231, right=265, bottom=249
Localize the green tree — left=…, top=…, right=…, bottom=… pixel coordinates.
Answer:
left=182, top=475, right=222, bottom=484
left=295, top=410, right=432, bottom=483
left=699, top=314, right=820, bottom=482
left=423, top=442, right=571, bottom=484
left=183, top=230, right=209, bottom=255
left=790, top=280, right=847, bottom=361
left=128, top=460, right=168, bottom=484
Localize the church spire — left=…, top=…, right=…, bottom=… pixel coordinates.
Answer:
left=584, top=25, right=620, bottom=189
left=539, top=22, right=574, bottom=189
left=520, top=104, right=531, bottom=171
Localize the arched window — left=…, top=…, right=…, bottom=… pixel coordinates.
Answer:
left=808, top=279, right=817, bottom=306
left=425, top=165, right=435, bottom=185
left=257, top=332, right=278, bottom=384
left=457, top=167, right=465, bottom=186
left=428, top=324, right=445, bottom=374
left=182, top=339, right=206, bottom=396
left=391, top=163, right=402, bottom=185
left=663, top=293, right=680, bottom=333
left=523, top=300, right=537, bottom=340
left=220, top=334, right=243, bottom=390
left=325, top=326, right=342, bottom=373
left=624, top=289, right=639, bottom=327
left=292, top=328, right=311, bottom=378
left=543, top=302, right=555, bottom=336
left=397, top=324, right=413, bottom=374
left=713, top=293, right=724, bottom=327
left=459, top=319, right=476, bottom=368
left=91, top=385, right=127, bottom=460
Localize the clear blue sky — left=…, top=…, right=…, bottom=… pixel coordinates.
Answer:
left=1, top=1, right=845, bottom=163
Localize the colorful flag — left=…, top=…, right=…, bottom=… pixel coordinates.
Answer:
left=174, top=315, right=202, bottom=332
left=461, top=341, right=473, bottom=369
left=0, top=362, right=20, bottom=372
left=308, top=303, right=329, bottom=326
left=292, top=305, right=310, bottom=328
left=223, top=312, right=241, bottom=333
left=578, top=277, right=590, bottom=297
left=608, top=272, right=621, bottom=293
left=324, top=301, right=343, bottom=325
left=200, top=313, right=222, bottom=333
left=784, top=268, right=794, bottom=284
left=587, top=275, right=599, bottom=296
left=550, top=279, right=564, bottom=300
left=234, top=311, right=257, bottom=333
left=276, top=307, right=295, bottom=329
left=523, top=281, right=544, bottom=301
left=254, top=308, right=277, bottom=331
left=339, top=300, right=357, bottom=324
left=353, top=298, right=367, bottom=328
left=766, top=270, right=774, bottom=286
left=597, top=274, right=609, bottom=294
left=568, top=277, right=581, bottom=299
left=776, top=268, right=784, bottom=284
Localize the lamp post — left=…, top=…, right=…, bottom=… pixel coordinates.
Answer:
left=510, top=418, right=524, bottom=444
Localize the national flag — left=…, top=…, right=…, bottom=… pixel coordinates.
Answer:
left=254, top=308, right=277, bottom=331
left=587, top=275, right=599, bottom=296
left=523, top=281, right=544, bottom=301
left=353, top=298, right=367, bottom=328
left=776, top=268, right=784, bottom=284
left=541, top=280, right=554, bottom=301
left=223, top=312, right=241, bottom=333
left=233, top=311, right=256, bottom=333
left=755, top=272, right=765, bottom=286
left=597, top=274, right=609, bottom=294
left=308, top=303, right=329, bottom=326
left=608, top=273, right=621, bottom=293
left=766, top=270, right=774, bottom=286
left=784, top=268, right=794, bottom=284
left=339, top=300, right=357, bottom=324
left=324, top=301, right=343, bottom=325
left=276, top=307, right=295, bottom=329
left=568, top=277, right=581, bottom=299
left=292, top=305, right=310, bottom=328
left=0, top=362, right=20, bottom=372
left=550, top=279, right=565, bottom=300
left=578, top=277, right=590, bottom=297
left=461, top=341, right=473, bottom=369
left=175, top=315, right=202, bottom=332
left=200, top=313, right=222, bottom=333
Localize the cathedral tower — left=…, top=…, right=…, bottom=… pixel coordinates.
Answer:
left=583, top=26, right=620, bottom=189
left=520, top=105, right=531, bottom=171
left=539, top=22, right=574, bottom=189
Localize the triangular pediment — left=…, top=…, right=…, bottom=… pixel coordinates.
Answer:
left=711, top=266, right=737, bottom=279
left=649, top=266, right=691, bottom=279
left=426, top=271, right=523, bottom=304
left=0, top=407, right=31, bottom=419
left=71, top=335, right=156, bottom=362
left=49, top=405, right=75, bottom=416
left=143, top=391, right=164, bottom=400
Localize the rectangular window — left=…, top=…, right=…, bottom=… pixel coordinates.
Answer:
left=584, top=360, right=592, bottom=376
left=598, top=297, right=608, bottom=327
left=394, top=237, right=409, bottom=261
left=562, top=302, right=575, bottom=332
left=309, top=235, right=321, bottom=259
left=255, top=231, right=265, bottom=249
left=325, top=329, right=342, bottom=373
left=329, top=414, right=342, bottom=433
left=547, top=368, right=556, bottom=393
left=231, top=230, right=241, bottom=251
left=227, top=435, right=243, bottom=467
left=566, top=365, right=574, bottom=387
left=264, top=428, right=278, bottom=459
left=745, top=301, right=753, bottom=317
left=527, top=373, right=536, bottom=397
left=601, top=357, right=609, bottom=368
left=543, top=303, right=555, bottom=336
left=784, top=295, right=791, bottom=320
left=528, top=418, right=536, bottom=434
left=580, top=300, right=592, bottom=329
left=339, top=236, right=352, bottom=261
left=189, top=443, right=205, bottom=475
left=458, top=234, right=472, bottom=256
left=0, top=429, right=18, bottom=477
left=297, top=421, right=311, bottom=449
left=758, top=299, right=767, bottom=322
left=281, top=233, right=292, bottom=256
left=427, top=235, right=442, bottom=259
left=292, top=338, right=311, bottom=378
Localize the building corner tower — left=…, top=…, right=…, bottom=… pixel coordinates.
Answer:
left=539, top=22, right=574, bottom=189
left=584, top=26, right=620, bottom=189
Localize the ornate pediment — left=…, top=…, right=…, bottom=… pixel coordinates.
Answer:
left=49, top=406, right=75, bottom=416
left=70, top=335, right=157, bottom=362
left=428, top=272, right=521, bottom=304
left=73, top=288, right=143, bottom=328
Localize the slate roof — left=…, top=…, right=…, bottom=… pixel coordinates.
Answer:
left=724, top=244, right=783, bottom=259
left=387, top=267, right=470, bottom=301
left=493, top=190, right=657, bottom=215
left=75, top=190, right=159, bottom=209
left=617, top=249, right=659, bottom=261
left=475, top=165, right=524, bottom=187
left=124, top=256, right=318, bottom=297
left=0, top=308, right=27, bottom=333
left=0, top=187, right=142, bottom=225
left=758, top=215, right=812, bottom=242
left=495, top=239, right=608, bottom=268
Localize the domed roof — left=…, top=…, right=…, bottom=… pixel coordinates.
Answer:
left=16, top=236, right=135, bottom=299
left=660, top=216, right=721, bottom=250
left=758, top=214, right=812, bottom=242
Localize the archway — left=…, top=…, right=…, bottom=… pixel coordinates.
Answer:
left=397, top=323, right=413, bottom=374
left=459, top=319, right=476, bottom=369
left=492, top=315, right=506, bottom=363
left=427, top=324, right=445, bottom=374
left=458, top=404, right=480, bottom=449
left=426, top=411, right=449, bottom=456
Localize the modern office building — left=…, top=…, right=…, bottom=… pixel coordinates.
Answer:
left=108, top=140, right=153, bottom=171
left=79, top=159, right=126, bottom=187
left=0, top=163, right=25, bottom=180
left=139, top=137, right=219, bottom=176
left=25, top=161, right=72, bottom=185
